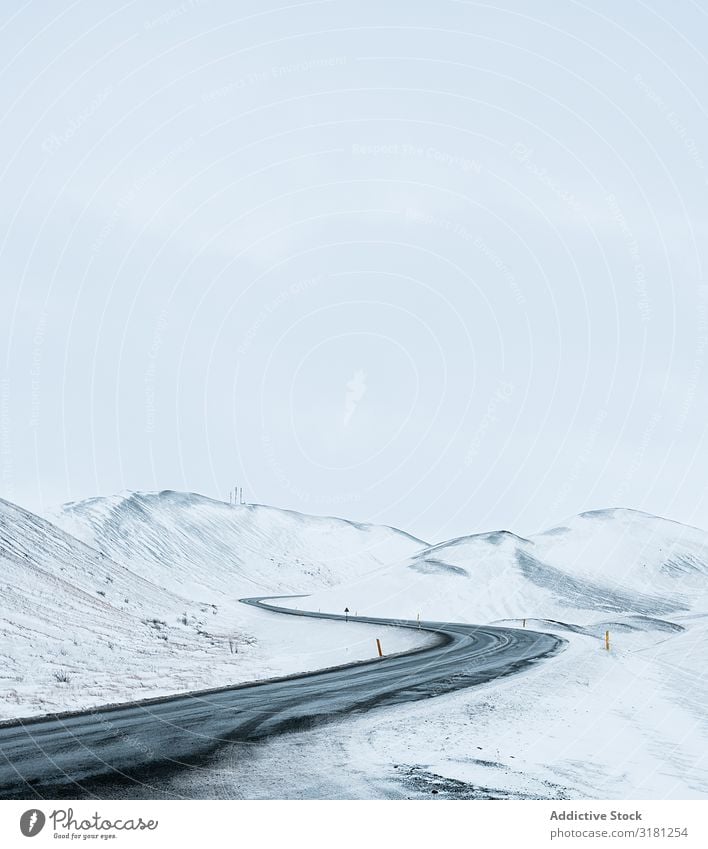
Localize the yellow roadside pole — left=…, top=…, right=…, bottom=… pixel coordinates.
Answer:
left=605, top=630, right=610, bottom=651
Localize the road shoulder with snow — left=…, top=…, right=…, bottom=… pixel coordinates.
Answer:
left=0, top=598, right=564, bottom=798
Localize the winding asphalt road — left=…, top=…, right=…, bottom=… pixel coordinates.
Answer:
left=0, top=597, right=565, bottom=798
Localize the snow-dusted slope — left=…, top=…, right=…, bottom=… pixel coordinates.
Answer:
left=0, top=497, right=248, bottom=718
left=53, top=491, right=426, bottom=600
left=254, top=509, right=708, bottom=801
left=305, top=508, right=708, bottom=625
left=227, top=614, right=708, bottom=800
left=1, top=495, right=430, bottom=720
left=532, top=508, right=708, bottom=607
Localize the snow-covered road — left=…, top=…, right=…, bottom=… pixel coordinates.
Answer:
left=0, top=597, right=564, bottom=798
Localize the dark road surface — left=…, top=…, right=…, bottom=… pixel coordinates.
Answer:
left=0, top=597, right=565, bottom=798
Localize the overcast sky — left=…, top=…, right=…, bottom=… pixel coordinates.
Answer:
left=1, top=0, right=707, bottom=542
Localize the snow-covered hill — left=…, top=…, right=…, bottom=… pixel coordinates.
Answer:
left=0, top=496, right=249, bottom=719
left=532, top=508, right=708, bottom=606
left=258, top=508, right=708, bottom=800
left=52, top=490, right=426, bottom=600
left=306, top=508, right=708, bottom=626
left=0, top=494, right=430, bottom=720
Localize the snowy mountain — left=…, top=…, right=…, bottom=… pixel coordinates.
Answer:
left=4, top=491, right=708, bottom=798
left=306, top=507, right=708, bottom=626
left=532, top=508, right=708, bottom=606
left=0, top=493, right=428, bottom=720
left=52, top=490, right=427, bottom=600
left=0, top=496, right=249, bottom=719
left=281, top=508, right=708, bottom=800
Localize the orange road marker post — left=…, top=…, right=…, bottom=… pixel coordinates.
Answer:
left=605, top=630, right=610, bottom=651
left=376, top=639, right=383, bottom=658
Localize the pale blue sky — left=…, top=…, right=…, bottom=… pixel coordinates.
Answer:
left=1, top=0, right=707, bottom=541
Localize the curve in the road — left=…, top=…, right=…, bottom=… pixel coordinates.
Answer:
left=0, top=597, right=566, bottom=798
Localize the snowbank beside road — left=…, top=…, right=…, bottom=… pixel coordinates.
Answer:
left=0, top=494, right=430, bottom=721
left=178, top=615, right=708, bottom=800
left=257, top=507, right=707, bottom=799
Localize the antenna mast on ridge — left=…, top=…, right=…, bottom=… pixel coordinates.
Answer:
left=229, top=485, right=246, bottom=506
